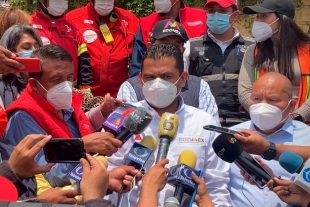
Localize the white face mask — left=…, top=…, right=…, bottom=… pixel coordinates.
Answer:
left=154, top=0, right=172, bottom=14
left=142, top=77, right=181, bottom=109
left=95, top=0, right=114, bottom=16
left=46, top=0, right=68, bottom=17
left=251, top=18, right=279, bottom=42
left=37, top=80, right=73, bottom=110
left=249, top=101, right=291, bottom=130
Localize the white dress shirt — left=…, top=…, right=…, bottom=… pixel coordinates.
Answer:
left=105, top=98, right=232, bottom=207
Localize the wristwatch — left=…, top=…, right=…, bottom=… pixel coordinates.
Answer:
left=262, top=141, right=277, bottom=160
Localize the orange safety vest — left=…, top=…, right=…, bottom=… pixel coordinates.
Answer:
left=254, top=44, right=310, bottom=121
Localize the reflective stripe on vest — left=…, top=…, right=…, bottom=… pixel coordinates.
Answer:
left=202, top=73, right=238, bottom=82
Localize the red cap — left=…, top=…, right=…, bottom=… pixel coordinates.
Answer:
left=0, top=176, right=18, bottom=201
left=205, top=0, right=237, bottom=8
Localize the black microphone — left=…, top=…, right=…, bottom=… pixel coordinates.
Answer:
left=212, top=133, right=278, bottom=187
left=155, top=113, right=179, bottom=163
left=116, top=107, right=153, bottom=143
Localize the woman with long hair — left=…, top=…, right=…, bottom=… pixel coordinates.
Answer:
left=238, top=0, right=310, bottom=123
left=0, top=7, right=31, bottom=39
left=0, top=24, right=43, bottom=109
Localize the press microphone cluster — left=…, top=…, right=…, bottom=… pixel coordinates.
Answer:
left=67, top=155, right=109, bottom=190
left=125, top=135, right=158, bottom=169
left=165, top=150, right=202, bottom=207
left=212, top=133, right=277, bottom=187
left=279, top=151, right=310, bottom=193
left=156, top=113, right=179, bottom=163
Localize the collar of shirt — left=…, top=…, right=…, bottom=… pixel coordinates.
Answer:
left=249, top=117, right=294, bottom=138
left=62, top=107, right=74, bottom=122
left=207, top=27, right=239, bottom=52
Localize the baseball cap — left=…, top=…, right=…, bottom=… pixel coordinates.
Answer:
left=151, top=19, right=189, bottom=43
left=205, top=0, right=237, bottom=8
left=0, top=176, right=18, bottom=201
left=243, top=0, right=295, bottom=19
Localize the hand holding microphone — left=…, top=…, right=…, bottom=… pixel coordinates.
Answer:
left=79, top=154, right=109, bottom=202
left=137, top=159, right=170, bottom=207
left=156, top=113, right=179, bottom=163
left=212, top=133, right=278, bottom=188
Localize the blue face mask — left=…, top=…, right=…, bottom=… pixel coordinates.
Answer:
left=207, top=12, right=232, bottom=34
left=17, top=50, right=33, bottom=58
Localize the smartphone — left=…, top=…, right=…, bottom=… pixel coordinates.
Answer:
left=43, top=138, right=86, bottom=163
left=234, top=152, right=271, bottom=189
left=114, top=98, right=136, bottom=108
left=203, top=125, right=241, bottom=136
left=14, top=57, right=41, bottom=72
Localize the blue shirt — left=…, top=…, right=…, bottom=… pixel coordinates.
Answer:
left=4, top=109, right=81, bottom=187
left=129, top=26, right=146, bottom=77
left=228, top=118, right=310, bottom=207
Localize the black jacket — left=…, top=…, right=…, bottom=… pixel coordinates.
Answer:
left=189, top=33, right=254, bottom=126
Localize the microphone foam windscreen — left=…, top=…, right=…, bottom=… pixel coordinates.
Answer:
left=177, top=150, right=197, bottom=168
left=279, top=151, right=303, bottom=174
left=164, top=197, right=180, bottom=207
left=123, top=107, right=153, bottom=134
left=140, top=135, right=158, bottom=151
left=212, top=133, right=243, bottom=163
left=95, top=155, right=109, bottom=168
left=158, top=113, right=179, bottom=140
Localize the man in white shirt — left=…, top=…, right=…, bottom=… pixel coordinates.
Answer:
left=106, top=44, right=232, bottom=207
left=117, top=19, right=219, bottom=122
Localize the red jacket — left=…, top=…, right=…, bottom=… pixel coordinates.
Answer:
left=31, top=10, right=88, bottom=82
left=67, top=4, right=139, bottom=97
left=6, top=84, right=93, bottom=138
left=140, top=3, right=206, bottom=45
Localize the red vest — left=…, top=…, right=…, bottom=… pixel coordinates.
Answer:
left=140, top=3, right=206, bottom=45
left=31, top=10, right=87, bottom=82
left=67, top=4, right=139, bottom=97
left=6, top=84, right=93, bottom=138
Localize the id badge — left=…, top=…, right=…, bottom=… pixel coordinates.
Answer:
left=99, top=23, right=114, bottom=44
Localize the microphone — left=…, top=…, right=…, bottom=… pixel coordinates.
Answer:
left=124, top=135, right=158, bottom=169
left=156, top=113, right=179, bottom=163
left=116, top=107, right=154, bottom=143
left=279, top=151, right=304, bottom=174
left=212, top=133, right=278, bottom=187
left=67, top=155, right=108, bottom=190
left=164, top=197, right=180, bottom=207
left=102, top=107, right=134, bottom=136
left=167, top=150, right=202, bottom=205
left=279, top=151, right=310, bottom=193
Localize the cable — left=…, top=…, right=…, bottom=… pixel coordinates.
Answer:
left=242, top=179, right=254, bottom=207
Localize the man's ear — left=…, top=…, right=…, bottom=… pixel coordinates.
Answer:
left=28, top=78, right=38, bottom=91
left=231, top=10, right=240, bottom=22
left=289, top=99, right=297, bottom=113
left=139, top=72, right=143, bottom=87
left=180, top=71, right=188, bottom=87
